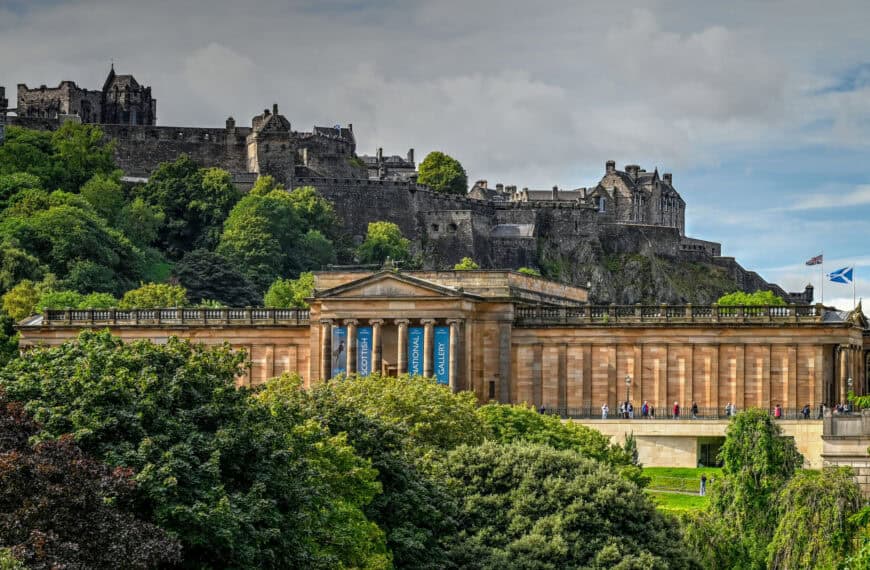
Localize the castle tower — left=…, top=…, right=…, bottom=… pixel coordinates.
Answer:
left=246, top=103, right=295, bottom=187
left=0, top=86, right=7, bottom=144
left=100, top=66, right=157, bottom=125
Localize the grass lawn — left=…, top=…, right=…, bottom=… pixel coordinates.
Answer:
left=646, top=489, right=709, bottom=514
left=643, top=467, right=722, bottom=493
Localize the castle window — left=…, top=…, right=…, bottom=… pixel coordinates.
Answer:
left=448, top=223, right=458, bottom=232
left=595, top=196, right=606, bottom=213
left=431, top=223, right=440, bottom=232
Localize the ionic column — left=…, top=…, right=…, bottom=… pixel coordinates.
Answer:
left=396, top=319, right=409, bottom=375
left=371, top=319, right=384, bottom=376
left=345, top=319, right=358, bottom=375
left=422, top=319, right=435, bottom=378
left=448, top=319, right=461, bottom=392
left=320, top=319, right=333, bottom=381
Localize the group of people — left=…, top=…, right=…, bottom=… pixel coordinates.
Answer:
left=600, top=400, right=705, bottom=419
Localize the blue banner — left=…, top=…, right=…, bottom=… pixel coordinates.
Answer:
left=434, top=326, right=450, bottom=385
left=407, top=327, right=424, bottom=376
left=357, top=326, right=373, bottom=376
left=331, top=326, right=347, bottom=377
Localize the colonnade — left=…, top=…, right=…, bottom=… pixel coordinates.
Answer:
left=835, top=344, right=868, bottom=404
left=319, top=318, right=461, bottom=390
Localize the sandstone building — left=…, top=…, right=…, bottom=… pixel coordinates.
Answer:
left=17, top=270, right=868, bottom=470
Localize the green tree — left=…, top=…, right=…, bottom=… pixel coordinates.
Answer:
left=172, top=249, right=261, bottom=306
left=1, top=279, right=51, bottom=321
left=0, top=395, right=181, bottom=569
left=0, top=127, right=58, bottom=184
left=321, top=374, right=484, bottom=454
left=80, top=172, right=125, bottom=223
left=116, top=196, right=165, bottom=247
left=49, top=121, right=116, bottom=193
left=134, top=156, right=240, bottom=258
left=686, top=409, right=804, bottom=568
left=716, top=290, right=786, bottom=306
left=417, top=151, right=468, bottom=195
left=263, top=374, right=459, bottom=570
left=767, top=467, right=862, bottom=569
left=298, top=229, right=337, bottom=269
left=0, top=238, right=46, bottom=294
left=217, top=188, right=302, bottom=289
left=442, top=442, right=696, bottom=569
left=36, top=290, right=117, bottom=312
left=0, top=332, right=390, bottom=569
left=453, top=257, right=479, bottom=270
left=0, top=194, right=144, bottom=294
left=517, top=267, right=541, bottom=277
left=357, top=221, right=411, bottom=266
left=118, top=282, right=188, bottom=308
left=287, top=185, right=342, bottom=238
left=0, top=172, right=42, bottom=210
left=264, top=272, right=315, bottom=308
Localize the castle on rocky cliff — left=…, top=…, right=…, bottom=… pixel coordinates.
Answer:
left=0, top=69, right=811, bottom=304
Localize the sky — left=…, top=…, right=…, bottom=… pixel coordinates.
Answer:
left=1, top=0, right=869, bottom=310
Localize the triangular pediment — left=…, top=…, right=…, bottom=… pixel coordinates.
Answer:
left=316, top=271, right=478, bottom=300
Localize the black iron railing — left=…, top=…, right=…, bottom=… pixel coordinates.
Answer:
left=40, top=307, right=310, bottom=326
left=535, top=405, right=821, bottom=421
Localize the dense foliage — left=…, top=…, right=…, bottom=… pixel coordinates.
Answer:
left=441, top=442, right=696, bottom=569
left=357, top=221, right=412, bottom=266
left=264, top=271, right=315, bottom=308
left=716, top=290, right=785, bottom=306
left=453, top=257, right=479, bottom=270
left=417, top=151, right=468, bottom=195
left=0, top=395, right=180, bottom=569
left=173, top=248, right=261, bottom=306
left=0, top=332, right=388, bottom=569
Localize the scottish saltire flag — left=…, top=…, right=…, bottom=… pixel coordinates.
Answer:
left=828, top=266, right=854, bottom=284
left=805, top=254, right=823, bottom=266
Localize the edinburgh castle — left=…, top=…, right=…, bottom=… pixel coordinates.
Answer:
left=0, top=69, right=811, bottom=304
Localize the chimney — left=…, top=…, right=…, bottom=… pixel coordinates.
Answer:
left=663, top=173, right=673, bottom=185
left=625, top=164, right=640, bottom=180
left=376, top=147, right=383, bottom=162
left=407, top=148, right=414, bottom=164
left=496, top=183, right=504, bottom=193
left=606, top=160, right=616, bottom=174
left=272, top=103, right=279, bottom=115
left=477, top=179, right=488, bottom=189
left=348, top=123, right=353, bottom=132
left=552, top=185, right=559, bottom=200
left=225, top=116, right=235, bottom=131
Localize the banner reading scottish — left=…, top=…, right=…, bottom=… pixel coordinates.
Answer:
left=357, top=326, right=373, bottom=376
left=407, top=326, right=424, bottom=375
left=434, top=326, right=450, bottom=385
left=331, top=326, right=347, bottom=377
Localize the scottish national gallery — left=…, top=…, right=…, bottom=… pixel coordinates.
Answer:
left=17, top=270, right=870, bottom=469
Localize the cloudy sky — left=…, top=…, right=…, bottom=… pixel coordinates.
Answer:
left=2, top=0, right=869, bottom=309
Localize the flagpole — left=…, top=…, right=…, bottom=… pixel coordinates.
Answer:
left=820, top=251, right=824, bottom=304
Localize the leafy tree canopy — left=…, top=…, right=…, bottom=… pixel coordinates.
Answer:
left=172, top=249, right=261, bottom=307
left=0, top=332, right=390, bottom=569
left=453, top=257, right=479, bottom=270
left=134, top=156, right=240, bottom=259
left=357, top=221, right=411, bottom=266
left=0, top=395, right=180, bottom=569
left=716, top=290, right=785, bottom=306
left=441, top=442, right=696, bottom=569
left=0, top=173, right=42, bottom=210
left=80, top=171, right=125, bottom=223
left=118, top=282, right=188, bottom=308
left=417, top=151, right=468, bottom=195
left=264, top=272, right=315, bottom=308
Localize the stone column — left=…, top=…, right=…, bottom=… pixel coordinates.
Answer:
left=422, top=319, right=435, bottom=378
left=371, top=319, right=384, bottom=376
left=396, top=319, right=409, bottom=375
left=320, top=319, right=332, bottom=381
left=448, top=319, right=460, bottom=393
left=838, top=346, right=848, bottom=404
left=345, top=319, right=358, bottom=375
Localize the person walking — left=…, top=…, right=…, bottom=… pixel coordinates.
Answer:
left=818, top=403, right=825, bottom=419
left=672, top=401, right=680, bottom=419
left=802, top=404, right=810, bottom=419
left=774, top=404, right=782, bottom=419
left=642, top=400, right=649, bottom=418
left=691, top=401, right=699, bottom=419
left=700, top=474, right=707, bottom=497
left=601, top=402, right=609, bottom=419
left=628, top=401, right=634, bottom=419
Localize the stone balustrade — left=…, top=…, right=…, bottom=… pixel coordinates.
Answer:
left=514, top=304, right=823, bottom=326
left=40, top=307, right=310, bottom=327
